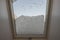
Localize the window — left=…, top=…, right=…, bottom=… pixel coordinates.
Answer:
left=7, top=0, right=51, bottom=39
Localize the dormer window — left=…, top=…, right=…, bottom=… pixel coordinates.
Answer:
left=7, top=0, right=52, bottom=39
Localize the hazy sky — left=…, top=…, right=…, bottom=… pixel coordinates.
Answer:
left=13, top=0, right=47, bottom=18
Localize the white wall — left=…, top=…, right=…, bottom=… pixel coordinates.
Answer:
left=0, top=0, right=13, bottom=40
left=0, top=0, right=60, bottom=40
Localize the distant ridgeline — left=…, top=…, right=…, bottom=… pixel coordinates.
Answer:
left=15, top=15, right=44, bottom=34
left=16, top=15, right=44, bottom=20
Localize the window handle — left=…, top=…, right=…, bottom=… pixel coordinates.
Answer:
left=28, top=37, right=32, bottom=40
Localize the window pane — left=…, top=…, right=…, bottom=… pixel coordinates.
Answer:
left=13, top=0, right=47, bottom=35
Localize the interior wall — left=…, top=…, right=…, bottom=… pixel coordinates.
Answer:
left=0, top=0, right=13, bottom=40
left=48, top=0, right=60, bottom=40
left=0, top=0, right=60, bottom=40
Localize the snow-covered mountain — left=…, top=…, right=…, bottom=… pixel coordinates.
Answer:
left=15, top=15, right=44, bottom=34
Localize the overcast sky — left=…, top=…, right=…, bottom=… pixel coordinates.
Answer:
left=13, top=0, right=47, bottom=18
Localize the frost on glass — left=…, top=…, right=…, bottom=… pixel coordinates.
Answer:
left=13, top=0, right=47, bottom=35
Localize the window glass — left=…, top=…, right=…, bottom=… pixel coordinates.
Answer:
left=13, top=0, right=47, bottom=35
